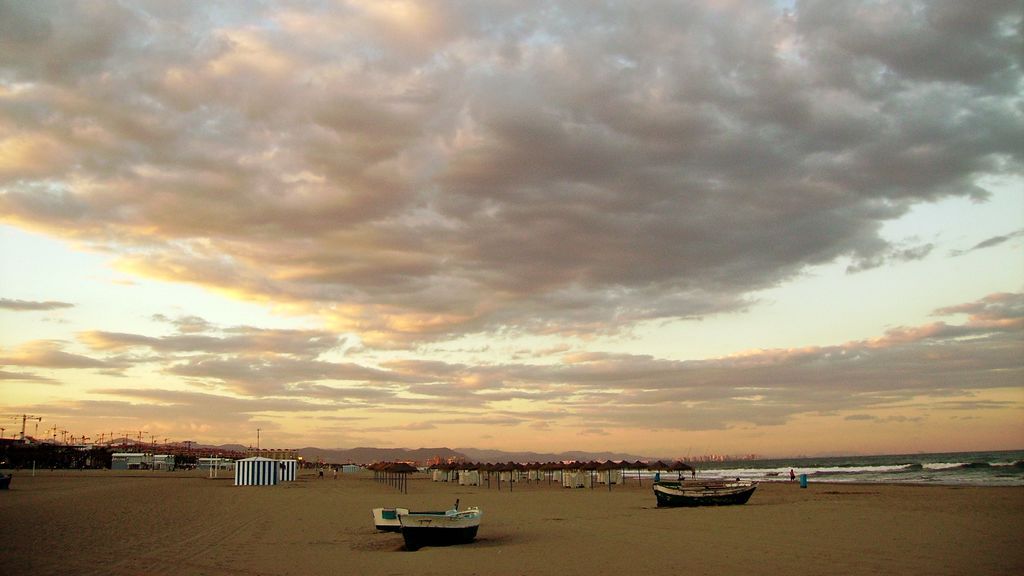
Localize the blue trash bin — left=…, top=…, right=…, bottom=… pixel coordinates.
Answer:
left=799, top=473, right=808, bottom=488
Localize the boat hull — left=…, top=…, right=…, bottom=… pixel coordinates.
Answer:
left=653, top=481, right=757, bottom=507
left=398, top=509, right=481, bottom=550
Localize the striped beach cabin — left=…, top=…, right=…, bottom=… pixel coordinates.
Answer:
left=277, top=459, right=298, bottom=482
left=234, top=457, right=279, bottom=486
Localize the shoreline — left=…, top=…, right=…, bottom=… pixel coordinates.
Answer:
left=3, top=471, right=1022, bottom=575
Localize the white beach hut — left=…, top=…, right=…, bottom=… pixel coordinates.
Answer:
left=234, top=457, right=279, bottom=486
left=561, top=465, right=594, bottom=488
left=597, top=468, right=623, bottom=485
left=459, top=470, right=481, bottom=486
left=431, top=464, right=454, bottom=482
left=561, top=470, right=585, bottom=488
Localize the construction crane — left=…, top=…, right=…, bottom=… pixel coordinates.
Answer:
left=10, top=414, right=42, bottom=441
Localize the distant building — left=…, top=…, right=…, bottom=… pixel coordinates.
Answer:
left=152, top=454, right=176, bottom=471
left=111, top=452, right=151, bottom=470
left=110, top=453, right=176, bottom=470
left=244, top=447, right=298, bottom=460
left=197, top=457, right=235, bottom=470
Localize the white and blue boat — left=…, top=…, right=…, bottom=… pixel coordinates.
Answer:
left=397, top=499, right=482, bottom=550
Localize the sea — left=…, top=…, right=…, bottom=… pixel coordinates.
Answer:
left=657, top=450, right=1024, bottom=487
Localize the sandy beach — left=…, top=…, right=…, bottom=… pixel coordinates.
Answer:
left=1, top=470, right=1021, bottom=576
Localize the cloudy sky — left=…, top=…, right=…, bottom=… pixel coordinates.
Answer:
left=1, top=0, right=1021, bottom=457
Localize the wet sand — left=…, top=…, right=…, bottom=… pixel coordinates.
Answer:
left=1, top=469, right=1022, bottom=575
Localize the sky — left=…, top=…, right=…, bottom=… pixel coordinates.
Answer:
left=1, top=0, right=1022, bottom=458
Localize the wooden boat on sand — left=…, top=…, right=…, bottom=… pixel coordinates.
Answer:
left=653, top=480, right=757, bottom=507
left=397, top=499, right=482, bottom=550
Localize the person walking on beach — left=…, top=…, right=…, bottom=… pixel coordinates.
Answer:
left=332, top=467, right=337, bottom=479
left=789, top=469, right=796, bottom=482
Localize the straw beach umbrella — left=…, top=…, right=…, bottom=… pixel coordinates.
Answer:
left=541, top=461, right=562, bottom=485
left=555, top=461, right=569, bottom=484
left=670, top=460, right=695, bottom=481
left=379, top=462, right=417, bottom=493
left=490, top=462, right=509, bottom=491
left=472, top=461, right=489, bottom=482
left=631, top=460, right=648, bottom=486
left=650, top=460, right=669, bottom=482
left=508, top=462, right=521, bottom=486
left=598, top=460, right=620, bottom=491
left=427, top=461, right=444, bottom=482
left=482, top=462, right=497, bottom=489
left=581, top=461, right=600, bottom=490
left=440, top=461, right=458, bottom=482
left=459, top=462, right=482, bottom=486
left=561, top=461, right=583, bottom=488
left=369, top=461, right=385, bottom=482
left=526, top=461, right=543, bottom=483
left=392, top=462, right=418, bottom=493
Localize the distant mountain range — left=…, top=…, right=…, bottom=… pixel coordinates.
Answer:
left=192, top=443, right=659, bottom=464
left=298, top=446, right=466, bottom=464
left=455, top=447, right=659, bottom=463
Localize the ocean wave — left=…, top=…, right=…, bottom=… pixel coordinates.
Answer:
left=646, top=450, right=1024, bottom=486
left=957, top=462, right=991, bottom=469
left=805, top=464, right=922, bottom=476
left=923, top=462, right=966, bottom=471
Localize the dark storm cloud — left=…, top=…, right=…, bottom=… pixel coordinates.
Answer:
left=0, top=0, right=1020, bottom=344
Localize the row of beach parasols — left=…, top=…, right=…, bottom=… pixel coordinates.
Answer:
left=428, top=459, right=696, bottom=491
left=368, top=461, right=418, bottom=493
left=368, top=459, right=696, bottom=492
